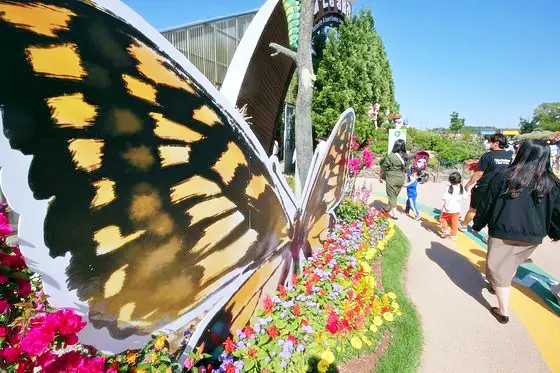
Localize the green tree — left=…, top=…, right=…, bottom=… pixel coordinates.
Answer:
left=449, top=111, right=465, bottom=134
left=312, top=9, right=398, bottom=142
left=518, top=116, right=538, bottom=134
left=532, top=102, right=560, bottom=132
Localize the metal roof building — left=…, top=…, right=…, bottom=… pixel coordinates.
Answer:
left=160, top=10, right=257, bottom=87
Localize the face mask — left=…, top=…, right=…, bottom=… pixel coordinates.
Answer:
left=484, top=141, right=491, bottom=150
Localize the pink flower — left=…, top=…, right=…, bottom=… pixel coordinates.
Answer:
left=0, top=326, right=7, bottom=338
left=35, top=352, right=57, bottom=369
left=1, top=346, right=21, bottom=363
left=0, top=299, right=9, bottom=313
left=20, top=326, right=55, bottom=356
left=362, top=150, right=374, bottom=168
left=0, top=274, right=8, bottom=284
left=184, top=358, right=195, bottom=369
left=52, top=309, right=86, bottom=336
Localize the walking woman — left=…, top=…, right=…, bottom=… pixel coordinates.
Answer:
left=473, top=140, right=560, bottom=323
left=380, top=139, right=408, bottom=219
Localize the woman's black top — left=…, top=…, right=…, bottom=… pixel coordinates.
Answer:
left=473, top=171, right=560, bottom=244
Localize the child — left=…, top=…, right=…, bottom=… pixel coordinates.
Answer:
left=440, top=172, right=466, bottom=241
left=404, top=169, right=422, bottom=220
left=404, top=152, right=429, bottom=220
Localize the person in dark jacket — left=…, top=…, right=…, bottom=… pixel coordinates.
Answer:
left=473, top=140, right=560, bottom=324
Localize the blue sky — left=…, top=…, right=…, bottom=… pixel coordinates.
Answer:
left=124, top=0, right=560, bottom=129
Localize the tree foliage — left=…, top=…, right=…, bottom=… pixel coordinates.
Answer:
left=518, top=102, right=560, bottom=133
left=449, top=111, right=465, bottom=134
left=518, top=116, right=538, bottom=134
left=533, top=102, right=560, bottom=132
left=312, top=9, right=398, bottom=142
left=406, top=128, right=484, bottom=163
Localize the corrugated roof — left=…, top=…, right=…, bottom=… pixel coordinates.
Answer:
left=160, top=9, right=258, bottom=33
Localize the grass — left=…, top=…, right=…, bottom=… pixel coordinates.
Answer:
left=374, top=228, right=423, bottom=373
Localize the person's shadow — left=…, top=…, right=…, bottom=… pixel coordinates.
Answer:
left=426, top=241, right=492, bottom=310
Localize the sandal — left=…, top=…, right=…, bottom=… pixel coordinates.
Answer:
left=490, top=307, right=509, bottom=324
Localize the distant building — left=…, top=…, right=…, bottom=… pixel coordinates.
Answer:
left=502, top=129, right=520, bottom=137
left=160, top=10, right=257, bottom=86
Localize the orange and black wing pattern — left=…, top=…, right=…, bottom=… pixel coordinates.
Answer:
left=299, top=109, right=355, bottom=254
left=0, top=0, right=291, bottom=348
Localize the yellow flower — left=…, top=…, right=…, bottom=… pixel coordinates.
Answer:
left=144, top=352, right=157, bottom=364
left=369, top=324, right=378, bottom=333
left=126, top=352, right=138, bottom=364
left=387, top=292, right=397, bottom=300
left=321, top=350, right=335, bottom=364
left=350, top=336, right=363, bottom=349
left=316, top=332, right=327, bottom=344
left=360, top=261, right=372, bottom=273
left=361, top=335, right=372, bottom=346
left=373, top=316, right=383, bottom=326
left=364, top=249, right=377, bottom=260
left=318, top=359, right=330, bottom=373
left=377, top=243, right=385, bottom=251
left=396, top=309, right=402, bottom=316
left=391, top=301, right=400, bottom=310
left=383, top=312, right=394, bottom=322
left=154, top=335, right=166, bottom=350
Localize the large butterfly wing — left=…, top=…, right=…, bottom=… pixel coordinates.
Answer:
left=298, top=109, right=355, bottom=255
left=0, top=0, right=293, bottom=352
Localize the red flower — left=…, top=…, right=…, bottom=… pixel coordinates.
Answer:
left=305, top=281, right=312, bottom=295
left=0, top=326, right=7, bottom=338
left=267, top=326, right=279, bottom=338
left=0, top=274, right=8, bottom=284
left=319, top=289, right=326, bottom=296
left=291, top=273, right=299, bottom=285
left=382, top=306, right=390, bottom=313
left=293, top=303, right=300, bottom=317
left=301, top=319, right=309, bottom=327
left=325, top=312, right=340, bottom=334
left=243, top=325, right=255, bottom=338
left=324, top=252, right=333, bottom=263
left=223, top=337, right=236, bottom=353
left=278, top=285, right=287, bottom=298
left=310, top=274, right=320, bottom=284
left=64, top=333, right=79, bottom=346
left=287, top=335, right=298, bottom=344
left=15, top=278, right=32, bottom=297
left=225, top=364, right=235, bottom=373
left=263, top=296, right=273, bottom=313
left=1, top=347, right=21, bottom=363
left=0, top=252, right=25, bottom=269
left=247, top=348, right=257, bottom=358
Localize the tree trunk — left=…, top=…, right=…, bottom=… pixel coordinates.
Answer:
left=294, top=0, right=315, bottom=194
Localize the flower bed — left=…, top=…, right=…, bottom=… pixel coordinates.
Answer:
left=1, top=205, right=399, bottom=373
left=202, top=209, right=400, bottom=373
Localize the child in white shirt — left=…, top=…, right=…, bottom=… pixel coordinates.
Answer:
left=440, top=172, right=466, bottom=241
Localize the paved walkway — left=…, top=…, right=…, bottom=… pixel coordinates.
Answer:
left=357, top=178, right=560, bottom=373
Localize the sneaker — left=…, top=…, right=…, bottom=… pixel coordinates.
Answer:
left=414, top=215, right=421, bottom=221
left=449, top=236, right=457, bottom=241
left=482, top=236, right=488, bottom=244
left=458, top=225, right=466, bottom=232
left=441, top=230, right=450, bottom=238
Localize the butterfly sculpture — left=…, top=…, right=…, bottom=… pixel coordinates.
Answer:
left=0, top=0, right=354, bottom=353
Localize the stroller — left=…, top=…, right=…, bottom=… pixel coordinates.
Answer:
left=410, top=151, right=430, bottom=183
